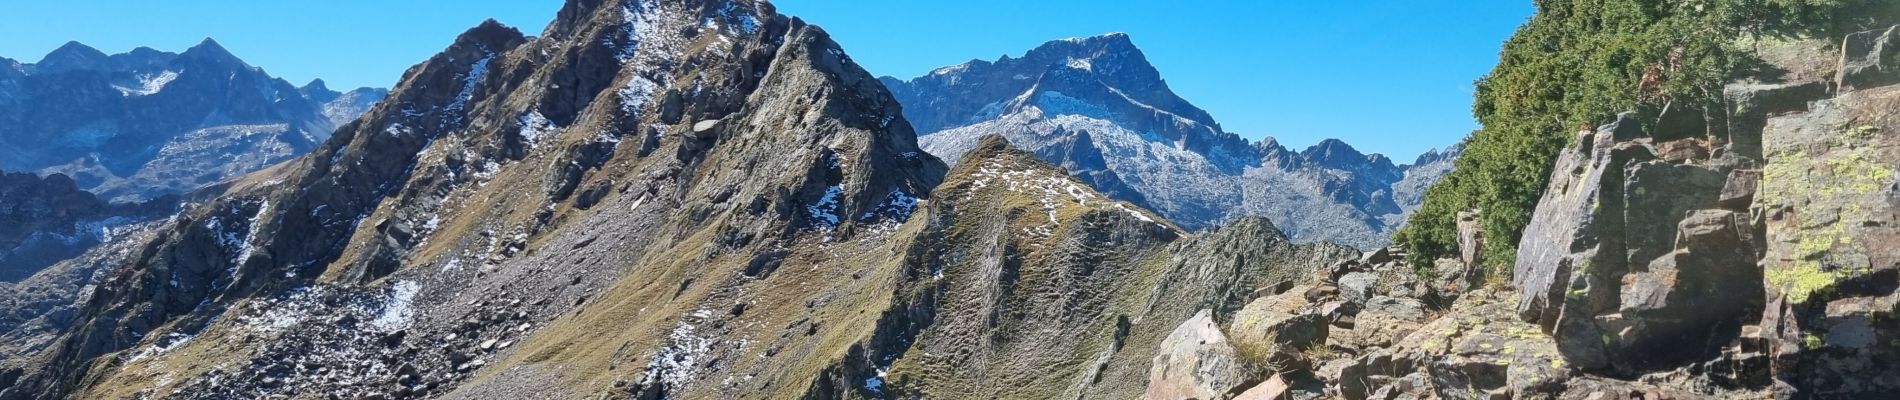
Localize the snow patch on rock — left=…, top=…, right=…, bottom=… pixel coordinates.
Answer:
left=114, top=70, right=180, bottom=97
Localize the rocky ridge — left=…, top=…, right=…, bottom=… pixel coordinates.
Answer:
left=883, top=34, right=1460, bottom=249
left=1130, top=23, right=1900, bottom=400
left=0, top=40, right=386, bottom=202
left=17, top=3, right=1898, bottom=400
left=0, top=170, right=176, bottom=283
left=0, top=1, right=1358, bottom=399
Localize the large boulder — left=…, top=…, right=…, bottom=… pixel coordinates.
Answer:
left=1455, top=210, right=1484, bottom=273
left=1229, top=290, right=1329, bottom=368
left=1338, top=272, right=1380, bottom=306
left=1147, top=310, right=1253, bottom=400
left=1512, top=113, right=1748, bottom=373
left=1837, top=24, right=1900, bottom=92
left=1614, top=210, right=1764, bottom=367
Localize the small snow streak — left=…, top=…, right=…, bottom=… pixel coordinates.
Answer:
left=440, top=53, right=494, bottom=129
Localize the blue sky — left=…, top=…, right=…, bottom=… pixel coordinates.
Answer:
left=0, top=0, right=1532, bottom=160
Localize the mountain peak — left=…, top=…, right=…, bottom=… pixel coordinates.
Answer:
left=1302, top=139, right=1367, bottom=164
left=1307, top=136, right=1368, bottom=153
left=972, top=134, right=1016, bottom=155
left=1025, top=31, right=1150, bottom=67
left=180, top=37, right=243, bottom=65
left=454, top=19, right=528, bottom=50
left=1056, top=32, right=1135, bottom=48
left=303, top=78, right=330, bottom=92
left=35, top=41, right=110, bottom=73
left=191, top=37, right=225, bottom=52
left=46, top=40, right=104, bottom=59
left=1301, top=138, right=1399, bottom=172
left=0, top=56, right=22, bottom=77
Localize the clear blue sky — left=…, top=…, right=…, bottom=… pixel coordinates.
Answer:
left=0, top=0, right=1533, bottom=160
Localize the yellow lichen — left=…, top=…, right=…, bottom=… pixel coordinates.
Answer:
left=1767, top=260, right=1836, bottom=304
left=1759, top=125, right=1895, bottom=306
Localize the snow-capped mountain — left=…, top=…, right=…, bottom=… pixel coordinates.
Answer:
left=301, top=78, right=392, bottom=130
left=0, top=40, right=387, bottom=202
left=883, top=33, right=1459, bottom=248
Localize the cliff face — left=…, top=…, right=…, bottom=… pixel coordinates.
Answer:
left=1503, top=23, right=1900, bottom=398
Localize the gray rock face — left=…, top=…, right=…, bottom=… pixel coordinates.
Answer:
left=1456, top=210, right=1484, bottom=269
left=1147, top=310, right=1251, bottom=400
left=0, top=40, right=386, bottom=202
left=1511, top=112, right=1756, bottom=374
left=1754, top=34, right=1900, bottom=394
left=1506, top=26, right=1900, bottom=398
left=1838, top=25, right=1900, bottom=92
left=884, top=35, right=1460, bottom=249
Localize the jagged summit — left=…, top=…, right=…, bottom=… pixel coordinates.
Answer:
left=461, top=17, right=527, bottom=44
left=895, top=34, right=1458, bottom=247
left=884, top=33, right=1220, bottom=139
left=1301, top=138, right=1396, bottom=171
left=0, top=1, right=947, bottom=397
left=0, top=39, right=388, bottom=202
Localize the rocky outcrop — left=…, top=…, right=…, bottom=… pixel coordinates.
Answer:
left=1510, top=111, right=1751, bottom=374
left=0, top=170, right=175, bottom=282
left=1148, top=311, right=1252, bottom=400
left=1145, top=240, right=1767, bottom=399
left=887, top=34, right=1459, bottom=248
left=1498, top=23, right=1900, bottom=398
left=0, top=40, right=385, bottom=202
left=1754, top=36, right=1900, bottom=395
left=1129, top=245, right=1496, bottom=399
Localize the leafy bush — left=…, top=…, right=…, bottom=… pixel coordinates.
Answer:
left=1397, top=0, right=1898, bottom=272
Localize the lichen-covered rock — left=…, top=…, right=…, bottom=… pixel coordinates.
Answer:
left=1757, top=70, right=1900, bottom=397
left=1229, top=289, right=1329, bottom=368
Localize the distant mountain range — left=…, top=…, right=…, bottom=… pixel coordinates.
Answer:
left=0, top=39, right=386, bottom=203
left=883, top=33, right=1459, bottom=248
